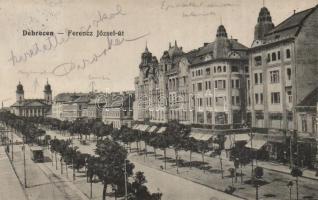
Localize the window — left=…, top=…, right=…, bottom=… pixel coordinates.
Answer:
left=214, top=80, right=218, bottom=88
left=259, top=73, right=263, bottom=84
left=199, top=98, right=203, bottom=107
left=260, top=93, right=263, bottom=104
left=255, top=93, right=259, bottom=104
left=270, top=70, right=280, bottom=83
left=192, top=71, right=195, bottom=77
left=165, top=64, right=167, bottom=71
left=197, top=83, right=202, bottom=91
left=247, top=79, right=250, bottom=89
left=231, top=80, right=234, bottom=88
left=236, top=96, right=240, bottom=105
left=217, top=66, right=222, bottom=72
left=254, top=56, right=262, bottom=66
left=254, top=73, right=258, bottom=84
left=223, top=66, right=226, bottom=72
left=286, top=49, right=291, bottom=59
left=267, top=53, right=271, bottom=62
left=271, top=92, right=280, bottom=104
left=287, top=68, right=291, bottom=80
left=232, top=96, right=235, bottom=105
left=235, top=79, right=240, bottom=88
left=287, top=91, right=292, bottom=103
left=216, top=80, right=226, bottom=89
left=214, top=67, right=217, bottom=73
left=231, top=66, right=239, bottom=72
left=272, top=52, right=277, bottom=61
left=206, top=68, right=211, bottom=75
left=277, top=51, right=281, bottom=60
left=301, top=115, right=307, bottom=132
left=192, top=84, right=195, bottom=92
left=245, top=66, right=249, bottom=73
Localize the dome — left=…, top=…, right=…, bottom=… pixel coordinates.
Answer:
left=258, top=7, right=273, bottom=23
left=254, top=7, right=274, bottom=40
left=44, top=80, right=52, bottom=93
left=216, top=25, right=228, bottom=38
left=16, top=81, right=24, bottom=93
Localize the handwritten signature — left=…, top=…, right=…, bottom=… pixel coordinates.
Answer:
left=18, top=33, right=150, bottom=77
left=8, top=5, right=126, bottom=67
left=88, top=74, right=111, bottom=81
left=160, top=0, right=236, bottom=11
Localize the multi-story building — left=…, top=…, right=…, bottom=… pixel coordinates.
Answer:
left=248, top=5, right=318, bottom=165
left=10, top=81, right=52, bottom=117
left=102, top=92, right=134, bottom=129
left=134, top=41, right=196, bottom=123
left=52, top=93, right=81, bottom=120
left=189, top=25, right=248, bottom=128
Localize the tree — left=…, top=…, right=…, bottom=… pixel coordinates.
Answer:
left=196, top=141, right=209, bottom=173
left=291, top=167, right=302, bottom=200
left=151, top=133, right=170, bottom=170
left=95, top=139, right=134, bottom=200
left=254, top=166, right=264, bottom=200
left=183, top=137, right=197, bottom=169
left=130, top=171, right=163, bottom=200
left=165, top=121, right=190, bottom=168
left=228, top=168, right=235, bottom=186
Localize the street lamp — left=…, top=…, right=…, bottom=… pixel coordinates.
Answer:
left=287, top=181, right=293, bottom=200
left=22, top=136, right=27, bottom=188
left=124, top=159, right=128, bottom=200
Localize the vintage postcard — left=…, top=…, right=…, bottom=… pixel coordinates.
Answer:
left=0, top=0, right=318, bottom=199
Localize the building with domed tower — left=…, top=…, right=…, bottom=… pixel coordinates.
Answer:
left=10, top=81, right=53, bottom=117
left=189, top=25, right=249, bottom=128
left=248, top=5, right=318, bottom=165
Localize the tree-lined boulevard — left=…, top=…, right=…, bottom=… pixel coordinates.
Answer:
left=1, top=112, right=318, bottom=200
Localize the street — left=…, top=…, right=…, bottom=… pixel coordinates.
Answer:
left=45, top=129, right=243, bottom=200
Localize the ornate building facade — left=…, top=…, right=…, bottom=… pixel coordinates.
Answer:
left=134, top=25, right=248, bottom=128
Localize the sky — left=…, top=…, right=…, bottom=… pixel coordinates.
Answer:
left=0, top=0, right=317, bottom=106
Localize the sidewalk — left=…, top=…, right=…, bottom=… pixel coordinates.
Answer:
left=0, top=146, right=28, bottom=200
left=257, top=160, right=318, bottom=180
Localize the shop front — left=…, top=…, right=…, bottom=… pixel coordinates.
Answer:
left=296, top=134, right=317, bottom=169
left=267, top=129, right=288, bottom=162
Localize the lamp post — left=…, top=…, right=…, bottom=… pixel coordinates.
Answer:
left=11, top=130, right=13, bottom=161
left=287, top=181, right=293, bottom=200
left=22, top=136, right=27, bottom=188
left=124, top=159, right=128, bottom=200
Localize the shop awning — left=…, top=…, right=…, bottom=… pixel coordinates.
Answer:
left=139, top=125, right=150, bottom=132
left=132, top=124, right=139, bottom=130
left=190, top=132, right=213, bottom=141
left=156, top=127, right=167, bottom=134
left=147, top=126, right=157, bottom=133
left=224, top=134, right=250, bottom=150
left=245, top=139, right=267, bottom=150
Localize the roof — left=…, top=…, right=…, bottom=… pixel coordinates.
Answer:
left=264, top=6, right=317, bottom=41
left=73, top=95, right=91, bottom=103
left=296, top=87, right=318, bottom=107
left=54, top=93, right=85, bottom=102
left=191, top=38, right=248, bottom=65
left=11, top=99, right=49, bottom=107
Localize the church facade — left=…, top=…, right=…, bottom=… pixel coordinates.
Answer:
left=10, top=81, right=53, bottom=117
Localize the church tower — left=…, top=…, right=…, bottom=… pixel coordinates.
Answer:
left=16, top=81, right=24, bottom=102
left=254, top=7, right=274, bottom=40
left=44, top=80, right=52, bottom=104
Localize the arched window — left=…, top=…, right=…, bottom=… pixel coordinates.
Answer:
left=272, top=52, right=276, bottom=61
